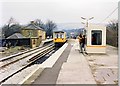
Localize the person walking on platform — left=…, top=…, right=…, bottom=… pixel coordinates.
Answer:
left=82, top=35, right=86, bottom=52
left=78, top=34, right=83, bottom=53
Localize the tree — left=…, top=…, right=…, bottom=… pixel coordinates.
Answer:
left=34, top=19, right=46, bottom=30
left=2, top=24, right=22, bottom=38
left=45, top=20, right=57, bottom=37
left=2, top=17, right=22, bottom=38
left=27, top=19, right=57, bottom=37
left=1, top=18, right=57, bottom=38
left=106, top=20, right=118, bottom=47
left=107, top=20, right=118, bottom=31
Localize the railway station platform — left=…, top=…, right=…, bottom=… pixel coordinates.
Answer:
left=31, top=39, right=97, bottom=84
left=56, top=41, right=96, bottom=84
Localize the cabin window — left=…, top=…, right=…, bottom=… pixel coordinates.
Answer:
left=55, top=32, right=64, bottom=38
left=60, top=33, right=64, bottom=38
left=55, top=34, right=59, bottom=38
left=91, top=30, right=102, bottom=45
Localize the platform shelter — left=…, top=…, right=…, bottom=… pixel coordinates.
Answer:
left=86, top=24, right=106, bottom=53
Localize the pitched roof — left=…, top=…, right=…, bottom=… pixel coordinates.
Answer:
left=7, top=33, right=26, bottom=39
left=22, top=24, right=44, bottom=31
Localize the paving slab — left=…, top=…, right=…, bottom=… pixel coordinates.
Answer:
left=56, top=42, right=96, bottom=84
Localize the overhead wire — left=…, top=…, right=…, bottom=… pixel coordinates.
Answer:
left=102, top=7, right=118, bottom=22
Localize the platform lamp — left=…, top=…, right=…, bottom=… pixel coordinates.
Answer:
left=81, top=17, right=94, bottom=45
left=81, top=17, right=94, bottom=34
left=81, top=22, right=86, bottom=35
left=81, top=17, right=94, bottom=27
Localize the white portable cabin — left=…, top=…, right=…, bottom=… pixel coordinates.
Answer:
left=86, top=24, right=106, bottom=53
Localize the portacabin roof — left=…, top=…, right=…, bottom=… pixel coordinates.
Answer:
left=53, top=31, right=65, bottom=33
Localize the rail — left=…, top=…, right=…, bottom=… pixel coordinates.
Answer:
left=0, top=43, right=55, bottom=84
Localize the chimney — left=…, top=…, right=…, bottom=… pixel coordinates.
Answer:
left=31, top=21, right=34, bottom=24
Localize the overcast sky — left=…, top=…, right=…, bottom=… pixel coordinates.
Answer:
left=0, top=0, right=119, bottom=28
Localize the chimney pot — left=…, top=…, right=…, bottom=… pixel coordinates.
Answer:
left=31, top=21, right=34, bottom=24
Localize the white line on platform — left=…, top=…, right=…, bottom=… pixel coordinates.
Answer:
left=40, top=43, right=68, bottom=68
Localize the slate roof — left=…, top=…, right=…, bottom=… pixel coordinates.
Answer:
left=22, top=24, right=44, bottom=31
left=7, top=33, right=26, bottom=39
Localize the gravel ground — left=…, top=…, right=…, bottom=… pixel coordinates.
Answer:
left=1, top=64, right=40, bottom=84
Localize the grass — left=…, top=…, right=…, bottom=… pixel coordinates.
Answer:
left=1, top=46, right=30, bottom=58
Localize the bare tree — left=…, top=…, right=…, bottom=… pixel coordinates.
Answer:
left=45, top=20, right=57, bottom=37
left=106, top=20, right=118, bottom=47
left=107, top=20, right=118, bottom=31
left=34, top=19, right=45, bottom=30
left=2, top=17, right=22, bottom=38
left=2, top=24, right=22, bottom=38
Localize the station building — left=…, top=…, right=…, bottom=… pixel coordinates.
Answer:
left=21, top=21, right=46, bottom=48
left=21, top=21, right=46, bottom=40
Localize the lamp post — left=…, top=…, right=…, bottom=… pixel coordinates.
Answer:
left=81, top=17, right=94, bottom=27
left=81, top=17, right=94, bottom=35
left=81, top=22, right=86, bottom=35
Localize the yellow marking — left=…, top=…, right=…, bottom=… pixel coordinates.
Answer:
left=87, top=45, right=106, bottom=47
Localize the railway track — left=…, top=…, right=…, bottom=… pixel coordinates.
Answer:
left=0, top=43, right=54, bottom=68
left=0, top=43, right=55, bottom=84
left=0, top=43, right=53, bottom=62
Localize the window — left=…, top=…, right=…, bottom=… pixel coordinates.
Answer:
left=60, top=33, right=64, bottom=38
left=55, top=34, right=59, bottom=38
left=55, top=33, right=64, bottom=38
left=33, top=39, right=36, bottom=44
left=91, top=30, right=102, bottom=45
